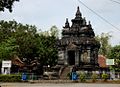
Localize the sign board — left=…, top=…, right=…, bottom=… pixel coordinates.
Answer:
left=22, top=73, right=27, bottom=81
left=72, top=72, right=78, bottom=80
left=2, top=61, right=12, bottom=68
left=106, top=59, right=114, bottom=65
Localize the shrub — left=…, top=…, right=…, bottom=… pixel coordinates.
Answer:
left=67, top=72, right=72, bottom=80
left=0, top=74, right=22, bottom=82
left=79, top=73, right=86, bottom=82
left=102, top=73, right=108, bottom=81
left=91, top=73, right=98, bottom=82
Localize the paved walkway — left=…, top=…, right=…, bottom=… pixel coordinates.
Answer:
left=0, top=83, right=120, bottom=87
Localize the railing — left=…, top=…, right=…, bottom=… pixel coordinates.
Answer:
left=22, top=71, right=120, bottom=81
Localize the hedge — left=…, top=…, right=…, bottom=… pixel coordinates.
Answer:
left=0, top=74, right=22, bottom=82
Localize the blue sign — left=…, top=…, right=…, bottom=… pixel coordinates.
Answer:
left=72, top=72, right=78, bottom=80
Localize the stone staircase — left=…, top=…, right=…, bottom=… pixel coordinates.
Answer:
left=60, top=66, right=72, bottom=79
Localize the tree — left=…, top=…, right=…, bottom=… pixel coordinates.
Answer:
left=108, top=45, right=120, bottom=71
left=0, top=20, right=17, bottom=42
left=35, top=25, right=59, bottom=66
left=0, top=37, right=18, bottom=62
left=36, top=34, right=58, bottom=67
left=50, top=25, right=59, bottom=38
left=95, top=33, right=112, bottom=57
left=0, top=0, right=19, bottom=12
left=39, top=31, right=50, bottom=37
left=0, top=20, right=38, bottom=61
left=0, top=20, right=58, bottom=73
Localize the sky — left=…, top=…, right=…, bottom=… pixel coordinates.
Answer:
left=0, top=0, right=120, bottom=46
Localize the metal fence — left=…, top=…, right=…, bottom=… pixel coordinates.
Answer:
left=21, top=71, right=120, bottom=81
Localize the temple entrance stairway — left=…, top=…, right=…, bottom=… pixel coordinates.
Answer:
left=59, top=66, right=73, bottom=79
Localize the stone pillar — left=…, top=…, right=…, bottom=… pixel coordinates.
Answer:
left=58, top=51, right=64, bottom=65
left=64, top=50, right=68, bottom=65
left=79, top=50, right=81, bottom=65
left=94, top=48, right=98, bottom=65
left=75, top=50, right=79, bottom=65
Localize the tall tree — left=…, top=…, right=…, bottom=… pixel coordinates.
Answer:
left=95, top=33, right=112, bottom=57
left=50, top=25, right=59, bottom=38
left=0, top=20, right=38, bottom=61
left=0, top=37, right=18, bottom=62
left=108, top=45, right=120, bottom=71
left=0, top=20, right=58, bottom=73
left=36, top=34, right=58, bottom=67
left=0, top=0, right=19, bottom=12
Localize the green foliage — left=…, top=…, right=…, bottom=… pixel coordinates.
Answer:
left=36, top=35, right=58, bottom=66
left=67, top=72, right=72, bottom=79
left=91, top=73, right=98, bottom=82
left=0, top=0, right=19, bottom=12
left=36, top=25, right=59, bottom=66
left=79, top=73, right=86, bottom=82
left=50, top=25, right=59, bottom=38
left=0, top=20, right=58, bottom=73
left=0, top=74, right=21, bottom=82
left=0, top=20, right=38, bottom=62
left=0, top=21, right=58, bottom=74
left=102, top=73, right=108, bottom=81
left=0, top=37, right=18, bottom=62
left=108, top=45, right=120, bottom=71
left=95, top=33, right=112, bottom=56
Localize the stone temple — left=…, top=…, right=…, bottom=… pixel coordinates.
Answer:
left=57, top=6, right=100, bottom=72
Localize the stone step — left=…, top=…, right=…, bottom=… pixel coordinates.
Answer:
left=60, top=66, right=72, bottom=79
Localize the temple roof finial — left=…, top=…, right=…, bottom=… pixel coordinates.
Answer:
left=75, top=6, right=82, bottom=17
left=88, top=21, right=92, bottom=27
left=64, top=18, right=70, bottom=28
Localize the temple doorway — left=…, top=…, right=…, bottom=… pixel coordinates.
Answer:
left=68, top=50, right=75, bottom=65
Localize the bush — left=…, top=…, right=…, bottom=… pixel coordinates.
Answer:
left=79, top=73, right=86, bottom=82
left=102, top=73, right=108, bottom=81
left=67, top=72, right=72, bottom=80
left=0, top=74, right=22, bottom=82
left=91, top=73, right=98, bottom=82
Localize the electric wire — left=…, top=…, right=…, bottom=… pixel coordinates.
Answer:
left=109, top=0, right=120, bottom=5
left=77, top=0, right=120, bottom=32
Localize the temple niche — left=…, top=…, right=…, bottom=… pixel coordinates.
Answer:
left=57, top=7, right=100, bottom=71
